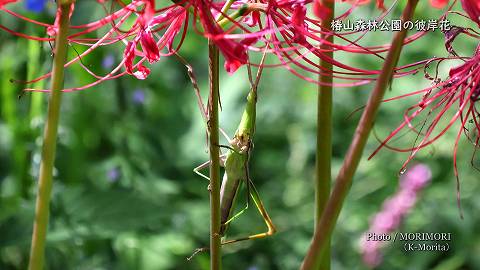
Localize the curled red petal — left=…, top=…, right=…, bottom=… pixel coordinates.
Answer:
left=244, top=11, right=261, bottom=27
left=292, top=4, right=308, bottom=43
left=291, top=4, right=306, bottom=27
left=461, top=0, right=480, bottom=26
left=223, top=37, right=258, bottom=74
left=140, top=30, right=160, bottom=63
left=224, top=59, right=243, bottom=74
left=123, top=41, right=151, bottom=80
left=133, top=64, right=151, bottom=80
left=124, top=41, right=136, bottom=74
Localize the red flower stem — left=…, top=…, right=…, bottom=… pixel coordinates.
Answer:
left=301, top=1, right=419, bottom=269
left=314, top=0, right=335, bottom=269
left=28, top=1, right=73, bottom=270
left=208, top=42, right=222, bottom=270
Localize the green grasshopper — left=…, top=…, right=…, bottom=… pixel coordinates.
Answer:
left=179, top=52, right=276, bottom=245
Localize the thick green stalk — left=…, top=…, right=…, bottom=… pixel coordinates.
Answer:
left=28, top=2, right=72, bottom=270
left=301, top=1, right=419, bottom=269
left=314, top=0, right=335, bottom=269
left=208, top=42, right=222, bottom=270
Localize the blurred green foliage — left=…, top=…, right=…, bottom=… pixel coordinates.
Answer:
left=1, top=1, right=480, bottom=270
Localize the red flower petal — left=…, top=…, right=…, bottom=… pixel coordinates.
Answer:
left=133, top=64, right=150, bottom=80
left=123, top=41, right=136, bottom=75
left=376, top=0, right=386, bottom=11
left=0, top=0, right=17, bottom=7
left=224, top=59, right=242, bottom=75
left=313, top=0, right=332, bottom=21
left=461, top=0, right=480, bottom=26
left=140, top=30, right=160, bottom=63
left=429, top=0, right=449, bottom=9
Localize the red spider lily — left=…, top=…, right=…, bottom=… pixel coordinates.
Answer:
left=1, top=0, right=189, bottom=90
left=181, top=0, right=387, bottom=81
left=121, top=0, right=187, bottom=79
left=3, top=0, right=428, bottom=90
left=371, top=47, right=480, bottom=170
left=0, top=0, right=435, bottom=90
left=368, top=4, right=480, bottom=210
left=205, top=0, right=427, bottom=86
left=369, top=28, right=480, bottom=216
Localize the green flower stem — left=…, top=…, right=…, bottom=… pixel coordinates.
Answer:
left=208, top=42, right=222, bottom=270
left=314, top=0, right=335, bottom=269
left=28, top=36, right=44, bottom=122
left=217, top=5, right=248, bottom=28
left=28, top=2, right=73, bottom=270
left=216, top=0, right=236, bottom=21
left=301, top=1, right=419, bottom=269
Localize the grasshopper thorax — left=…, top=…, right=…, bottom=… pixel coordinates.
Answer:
left=229, top=133, right=252, bottom=154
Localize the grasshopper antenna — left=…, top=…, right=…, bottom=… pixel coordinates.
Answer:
left=174, top=53, right=207, bottom=122
left=175, top=52, right=230, bottom=142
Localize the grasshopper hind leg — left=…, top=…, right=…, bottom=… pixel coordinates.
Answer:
left=221, top=179, right=276, bottom=245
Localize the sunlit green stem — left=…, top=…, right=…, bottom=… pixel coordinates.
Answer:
left=28, top=2, right=72, bottom=270
left=208, top=42, right=222, bottom=270
left=28, top=37, right=44, bottom=121
left=301, top=1, right=419, bottom=269
left=216, top=0, right=236, bottom=21
left=314, top=0, right=335, bottom=269
left=217, top=5, right=249, bottom=27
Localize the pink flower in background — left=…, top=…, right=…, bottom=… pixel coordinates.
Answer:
left=361, top=164, right=432, bottom=268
